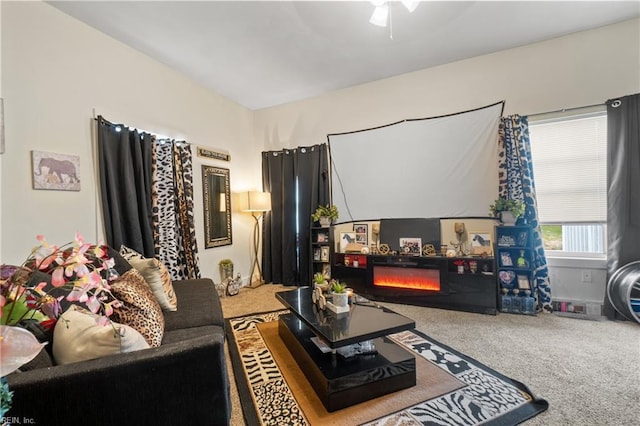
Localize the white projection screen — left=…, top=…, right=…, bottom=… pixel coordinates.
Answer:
left=328, top=102, right=504, bottom=222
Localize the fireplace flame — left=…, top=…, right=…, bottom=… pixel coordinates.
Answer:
left=373, top=267, right=440, bottom=291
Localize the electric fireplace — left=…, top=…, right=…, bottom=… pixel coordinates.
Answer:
left=373, top=265, right=440, bottom=292
left=329, top=217, right=498, bottom=314
left=368, top=255, right=447, bottom=295
left=332, top=253, right=498, bottom=315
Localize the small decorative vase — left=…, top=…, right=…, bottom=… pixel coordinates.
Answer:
left=500, top=211, right=517, bottom=226
left=0, top=325, right=46, bottom=377
left=344, top=288, right=355, bottom=304
left=517, top=250, right=528, bottom=268
left=332, top=292, right=349, bottom=307
left=457, top=265, right=464, bottom=274
left=220, top=264, right=233, bottom=282
left=319, top=217, right=331, bottom=227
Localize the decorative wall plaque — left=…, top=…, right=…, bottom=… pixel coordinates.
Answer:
left=197, top=146, right=230, bottom=162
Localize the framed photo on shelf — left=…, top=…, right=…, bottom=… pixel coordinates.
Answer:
left=500, top=252, right=513, bottom=266
left=517, top=231, right=528, bottom=247
left=321, top=263, right=331, bottom=278
left=340, top=232, right=356, bottom=252
left=320, top=246, right=330, bottom=262
left=499, top=270, right=516, bottom=288
left=317, top=232, right=327, bottom=243
left=353, top=223, right=368, bottom=245
left=313, top=248, right=321, bottom=261
left=399, top=237, right=422, bottom=256
left=353, top=223, right=368, bottom=234
left=470, top=232, right=492, bottom=256
left=517, top=274, right=531, bottom=290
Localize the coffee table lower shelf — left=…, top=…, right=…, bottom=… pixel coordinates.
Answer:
left=278, top=313, right=416, bottom=412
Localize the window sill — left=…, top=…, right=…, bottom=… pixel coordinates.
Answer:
left=546, top=256, right=607, bottom=269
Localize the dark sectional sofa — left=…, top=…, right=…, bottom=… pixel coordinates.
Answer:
left=6, top=277, right=232, bottom=425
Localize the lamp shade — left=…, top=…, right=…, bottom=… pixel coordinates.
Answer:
left=241, top=191, right=271, bottom=212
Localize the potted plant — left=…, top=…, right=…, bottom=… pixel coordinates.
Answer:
left=489, top=198, right=525, bottom=226
left=313, top=272, right=329, bottom=291
left=218, top=259, right=234, bottom=282
left=312, top=204, right=339, bottom=227
left=331, top=280, right=349, bottom=307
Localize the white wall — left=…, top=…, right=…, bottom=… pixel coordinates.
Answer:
left=255, top=19, right=639, bottom=148
left=254, top=18, right=640, bottom=305
left=0, top=1, right=262, bottom=283
left=0, top=2, right=3, bottom=262
left=2, top=2, right=638, bottom=304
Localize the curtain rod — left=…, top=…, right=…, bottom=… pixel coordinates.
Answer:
left=525, top=102, right=605, bottom=118
left=94, top=115, right=191, bottom=145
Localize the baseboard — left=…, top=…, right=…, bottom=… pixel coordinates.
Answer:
left=249, top=280, right=264, bottom=289
left=552, top=299, right=605, bottom=320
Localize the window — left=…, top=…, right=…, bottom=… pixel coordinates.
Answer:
left=528, top=108, right=607, bottom=257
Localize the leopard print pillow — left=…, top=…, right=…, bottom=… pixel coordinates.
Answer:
left=110, top=269, right=165, bottom=347
left=119, top=245, right=178, bottom=311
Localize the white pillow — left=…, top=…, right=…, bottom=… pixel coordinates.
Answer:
left=53, top=306, right=150, bottom=365
left=119, top=245, right=178, bottom=312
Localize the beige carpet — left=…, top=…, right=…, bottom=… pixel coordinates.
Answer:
left=221, top=284, right=640, bottom=425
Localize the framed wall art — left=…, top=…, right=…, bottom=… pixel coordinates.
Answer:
left=31, top=150, right=81, bottom=191
left=470, top=232, right=492, bottom=256
left=340, top=232, right=356, bottom=252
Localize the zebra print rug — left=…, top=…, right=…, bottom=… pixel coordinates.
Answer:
left=226, top=309, right=548, bottom=425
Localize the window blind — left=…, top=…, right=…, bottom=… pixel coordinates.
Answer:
left=529, top=112, right=607, bottom=223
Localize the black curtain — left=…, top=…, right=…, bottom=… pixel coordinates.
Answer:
left=604, top=93, right=640, bottom=319
left=262, top=144, right=330, bottom=286
left=97, top=116, right=155, bottom=257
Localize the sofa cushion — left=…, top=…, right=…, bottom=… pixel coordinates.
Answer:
left=52, top=305, right=149, bottom=365
left=105, top=245, right=133, bottom=276
left=163, top=279, right=224, bottom=332
left=18, top=347, right=54, bottom=371
left=161, top=324, right=225, bottom=345
left=119, top=245, right=178, bottom=311
left=109, top=269, right=165, bottom=347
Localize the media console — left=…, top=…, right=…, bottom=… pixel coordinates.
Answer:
left=333, top=253, right=498, bottom=315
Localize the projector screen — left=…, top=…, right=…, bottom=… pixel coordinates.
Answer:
left=328, top=102, right=504, bottom=222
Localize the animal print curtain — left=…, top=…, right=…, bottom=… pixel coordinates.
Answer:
left=153, top=139, right=201, bottom=280
left=97, top=117, right=200, bottom=280
left=498, top=115, right=552, bottom=313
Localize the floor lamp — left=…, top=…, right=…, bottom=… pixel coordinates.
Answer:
left=241, top=191, right=271, bottom=288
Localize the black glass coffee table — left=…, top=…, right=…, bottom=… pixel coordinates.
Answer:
left=276, top=287, right=416, bottom=412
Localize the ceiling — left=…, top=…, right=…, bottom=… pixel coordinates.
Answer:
left=49, top=1, right=639, bottom=110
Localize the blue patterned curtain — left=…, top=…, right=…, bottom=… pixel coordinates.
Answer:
left=498, top=115, right=552, bottom=313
